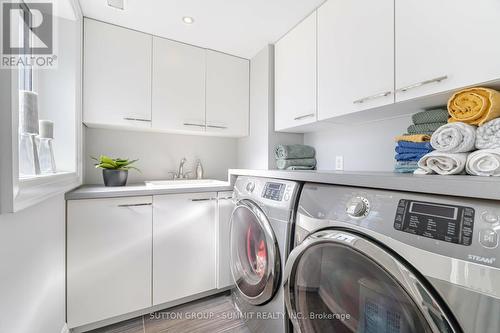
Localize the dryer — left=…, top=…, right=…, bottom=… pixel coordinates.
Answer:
left=230, top=176, right=301, bottom=333
left=284, top=183, right=500, bottom=333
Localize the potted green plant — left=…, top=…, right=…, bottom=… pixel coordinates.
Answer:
left=92, top=155, right=140, bottom=187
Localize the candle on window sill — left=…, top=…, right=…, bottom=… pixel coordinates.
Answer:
left=18, top=90, right=41, bottom=176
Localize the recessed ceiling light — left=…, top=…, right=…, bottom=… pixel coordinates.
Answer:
left=182, top=16, right=195, bottom=24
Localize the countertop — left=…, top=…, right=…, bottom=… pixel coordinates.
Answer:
left=66, top=170, right=500, bottom=201
left=228, top=169, right=500, bottom=201
left=65, top=182, right=233, bottom=200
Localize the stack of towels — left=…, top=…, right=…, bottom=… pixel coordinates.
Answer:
left=275, top=144, right=316, bottom=170
left=414, top=87, right=500, bottom=176
left=393, top=108, right=448, bottom=173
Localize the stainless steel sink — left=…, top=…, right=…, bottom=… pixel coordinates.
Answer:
left=144, top=179, right=229, bottom=188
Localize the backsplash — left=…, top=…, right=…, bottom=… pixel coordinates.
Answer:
left=304, top=115, right=412, bottom=171
left=83, top=127, right=238, bottom=184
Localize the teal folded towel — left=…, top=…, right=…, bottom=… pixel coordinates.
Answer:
left=276, top=158, right=316, bottom=170
left=407, top=122, right=446, bottom=135
left=394, top=161, right=418, bottom=173
left=275, top=144, right=316, bottom=159
left=412, top=108, right=449, bottom=125
left=286, top=165, right=316, bottom=171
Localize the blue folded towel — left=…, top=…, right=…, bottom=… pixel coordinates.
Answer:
left=397, top=141, right=433, bottom=150
left=395, top=152, right=428, bottom=161
left=395, top=146, right=433, bottom=154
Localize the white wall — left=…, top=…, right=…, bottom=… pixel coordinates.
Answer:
left=84, top=127, right=238, bottom=184
left=0, top=195, right=66, bottom=333
left=237, top=46, right=272, bottom=169
left=304, top=115, right=412, bottom=171
left=237, top=45, right=302, bottom=169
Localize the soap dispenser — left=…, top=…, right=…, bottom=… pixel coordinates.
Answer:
left=196, top=161, right=204, bottom=179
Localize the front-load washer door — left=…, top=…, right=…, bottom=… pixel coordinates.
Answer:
left=230, top=199, right=281, bottom=305
left=284, top=230, right=461, bottom=333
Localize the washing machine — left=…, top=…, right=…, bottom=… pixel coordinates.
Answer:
left=284, top=183, right=500, bottom=333
left=230, top=176, right=301, bottom=333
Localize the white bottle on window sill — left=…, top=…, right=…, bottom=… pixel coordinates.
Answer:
left=38, top=138, right=56, bottom=174
left=19, top=133, right=41, bottom=176
left=38, top=120, right=56, bottom=174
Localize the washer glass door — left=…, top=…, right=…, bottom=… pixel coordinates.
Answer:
left=230, top=199, right=280, bottom=305
left=284, top=230, right=459, bottom=333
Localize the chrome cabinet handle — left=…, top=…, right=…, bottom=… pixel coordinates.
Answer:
left=218, top=196, right=233, bottom=200
left=396, top=75, right=448, bottom=93
left=190, top=198, right=216, bottom=202
left=353, top=91, right=392, bottom=104
left=118, top=203, right=152, bottom=207
left=293, top=113, right=315, bottom=121
left=183, top=122, right=206, bottom=128
left=123, top=117, right=152, bottom=122
left=207, top=125, right=228, bottom=129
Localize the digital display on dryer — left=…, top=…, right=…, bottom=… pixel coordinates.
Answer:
left=262, top=182, right=285, bottom=201
left=409, top=202, right=457, bottom=219
left=394, top=199, right=475, bottom=246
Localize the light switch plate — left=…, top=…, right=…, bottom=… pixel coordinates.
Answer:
left=335, top=156, right=344, bottom=171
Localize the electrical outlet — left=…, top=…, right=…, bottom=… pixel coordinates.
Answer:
left=335, top=156, right=344, bottom=171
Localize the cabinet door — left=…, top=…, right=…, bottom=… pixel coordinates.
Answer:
left=217, top=192, right=235, bottom=289
left=318, top=0, right=394, bottom=120
left=153, top=192, right=217, bottom=305
left=67, top=197, right=152, bottom=328
left=396, top=0, right=500, bottom=102
left=152, top=37, right=206, bottom=133
left=83, top=19, right=152, bottom=128
left=206, top=51, right=249, bottom=137
left=275, top=11, right=317, bottom=131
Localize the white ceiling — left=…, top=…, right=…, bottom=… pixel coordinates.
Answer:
left=78, top=0, right=325, bottom=59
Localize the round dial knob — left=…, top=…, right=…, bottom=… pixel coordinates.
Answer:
left=346, top=197, right=370, bottom=218
left=246, top=182, right=255, bottom=193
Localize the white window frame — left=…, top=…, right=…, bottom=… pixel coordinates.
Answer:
left=0, top=0, right=83, bottom=213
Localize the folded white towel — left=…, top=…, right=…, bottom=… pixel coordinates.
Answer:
left=414, top=151, right=468, bottom=175
left=476, top=118, right=500, bottom=149
left=431, top=122, right=476, bottom=153
left=466, top=149, right=500, bottom=176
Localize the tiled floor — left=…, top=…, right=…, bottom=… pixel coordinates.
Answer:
left=87, top=293, right=250, bottom=333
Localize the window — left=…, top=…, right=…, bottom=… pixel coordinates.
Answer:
left=2, top=0, right=83, bottom=213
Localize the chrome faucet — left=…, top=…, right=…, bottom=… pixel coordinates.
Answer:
left=170, top=158, right=190, bottom=180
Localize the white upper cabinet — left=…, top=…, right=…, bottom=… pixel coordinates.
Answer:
left=318, top=0, right=394, bottom=120
left=395, top=0, right=500, bottom=102
left=275, top=11, right=317, bottom=131
left=152, top=37, right=207, bottom=133
left=83, top=19, right=152, bottom=128
left=206, top=51, right=250, bottom=137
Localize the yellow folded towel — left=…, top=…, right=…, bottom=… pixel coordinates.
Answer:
left=447, top=87, right=500, bottom=125
left=394, top=134, right=431, bottom=143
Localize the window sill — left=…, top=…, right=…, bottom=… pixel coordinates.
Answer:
left=14, top=171, right=82, bottom=212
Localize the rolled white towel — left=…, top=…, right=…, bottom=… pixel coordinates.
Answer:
left=414, top=151, right=468, bottom=175
left=430, top=122, right=476, bottom=153
left=466, top=149, right=500, bottom=176
left=476, top=118, right=500, bottom=149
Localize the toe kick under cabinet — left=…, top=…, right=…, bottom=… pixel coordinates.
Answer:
left=67, top=192, right=233, bottom=329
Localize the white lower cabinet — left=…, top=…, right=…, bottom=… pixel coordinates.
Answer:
left=67, top=196, right=153, bottom=328
left=67, top=191, right=232, bottom=328
left=152, top=192, right=217, bottom=305
left=217, top=192, right=235, bottom=289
